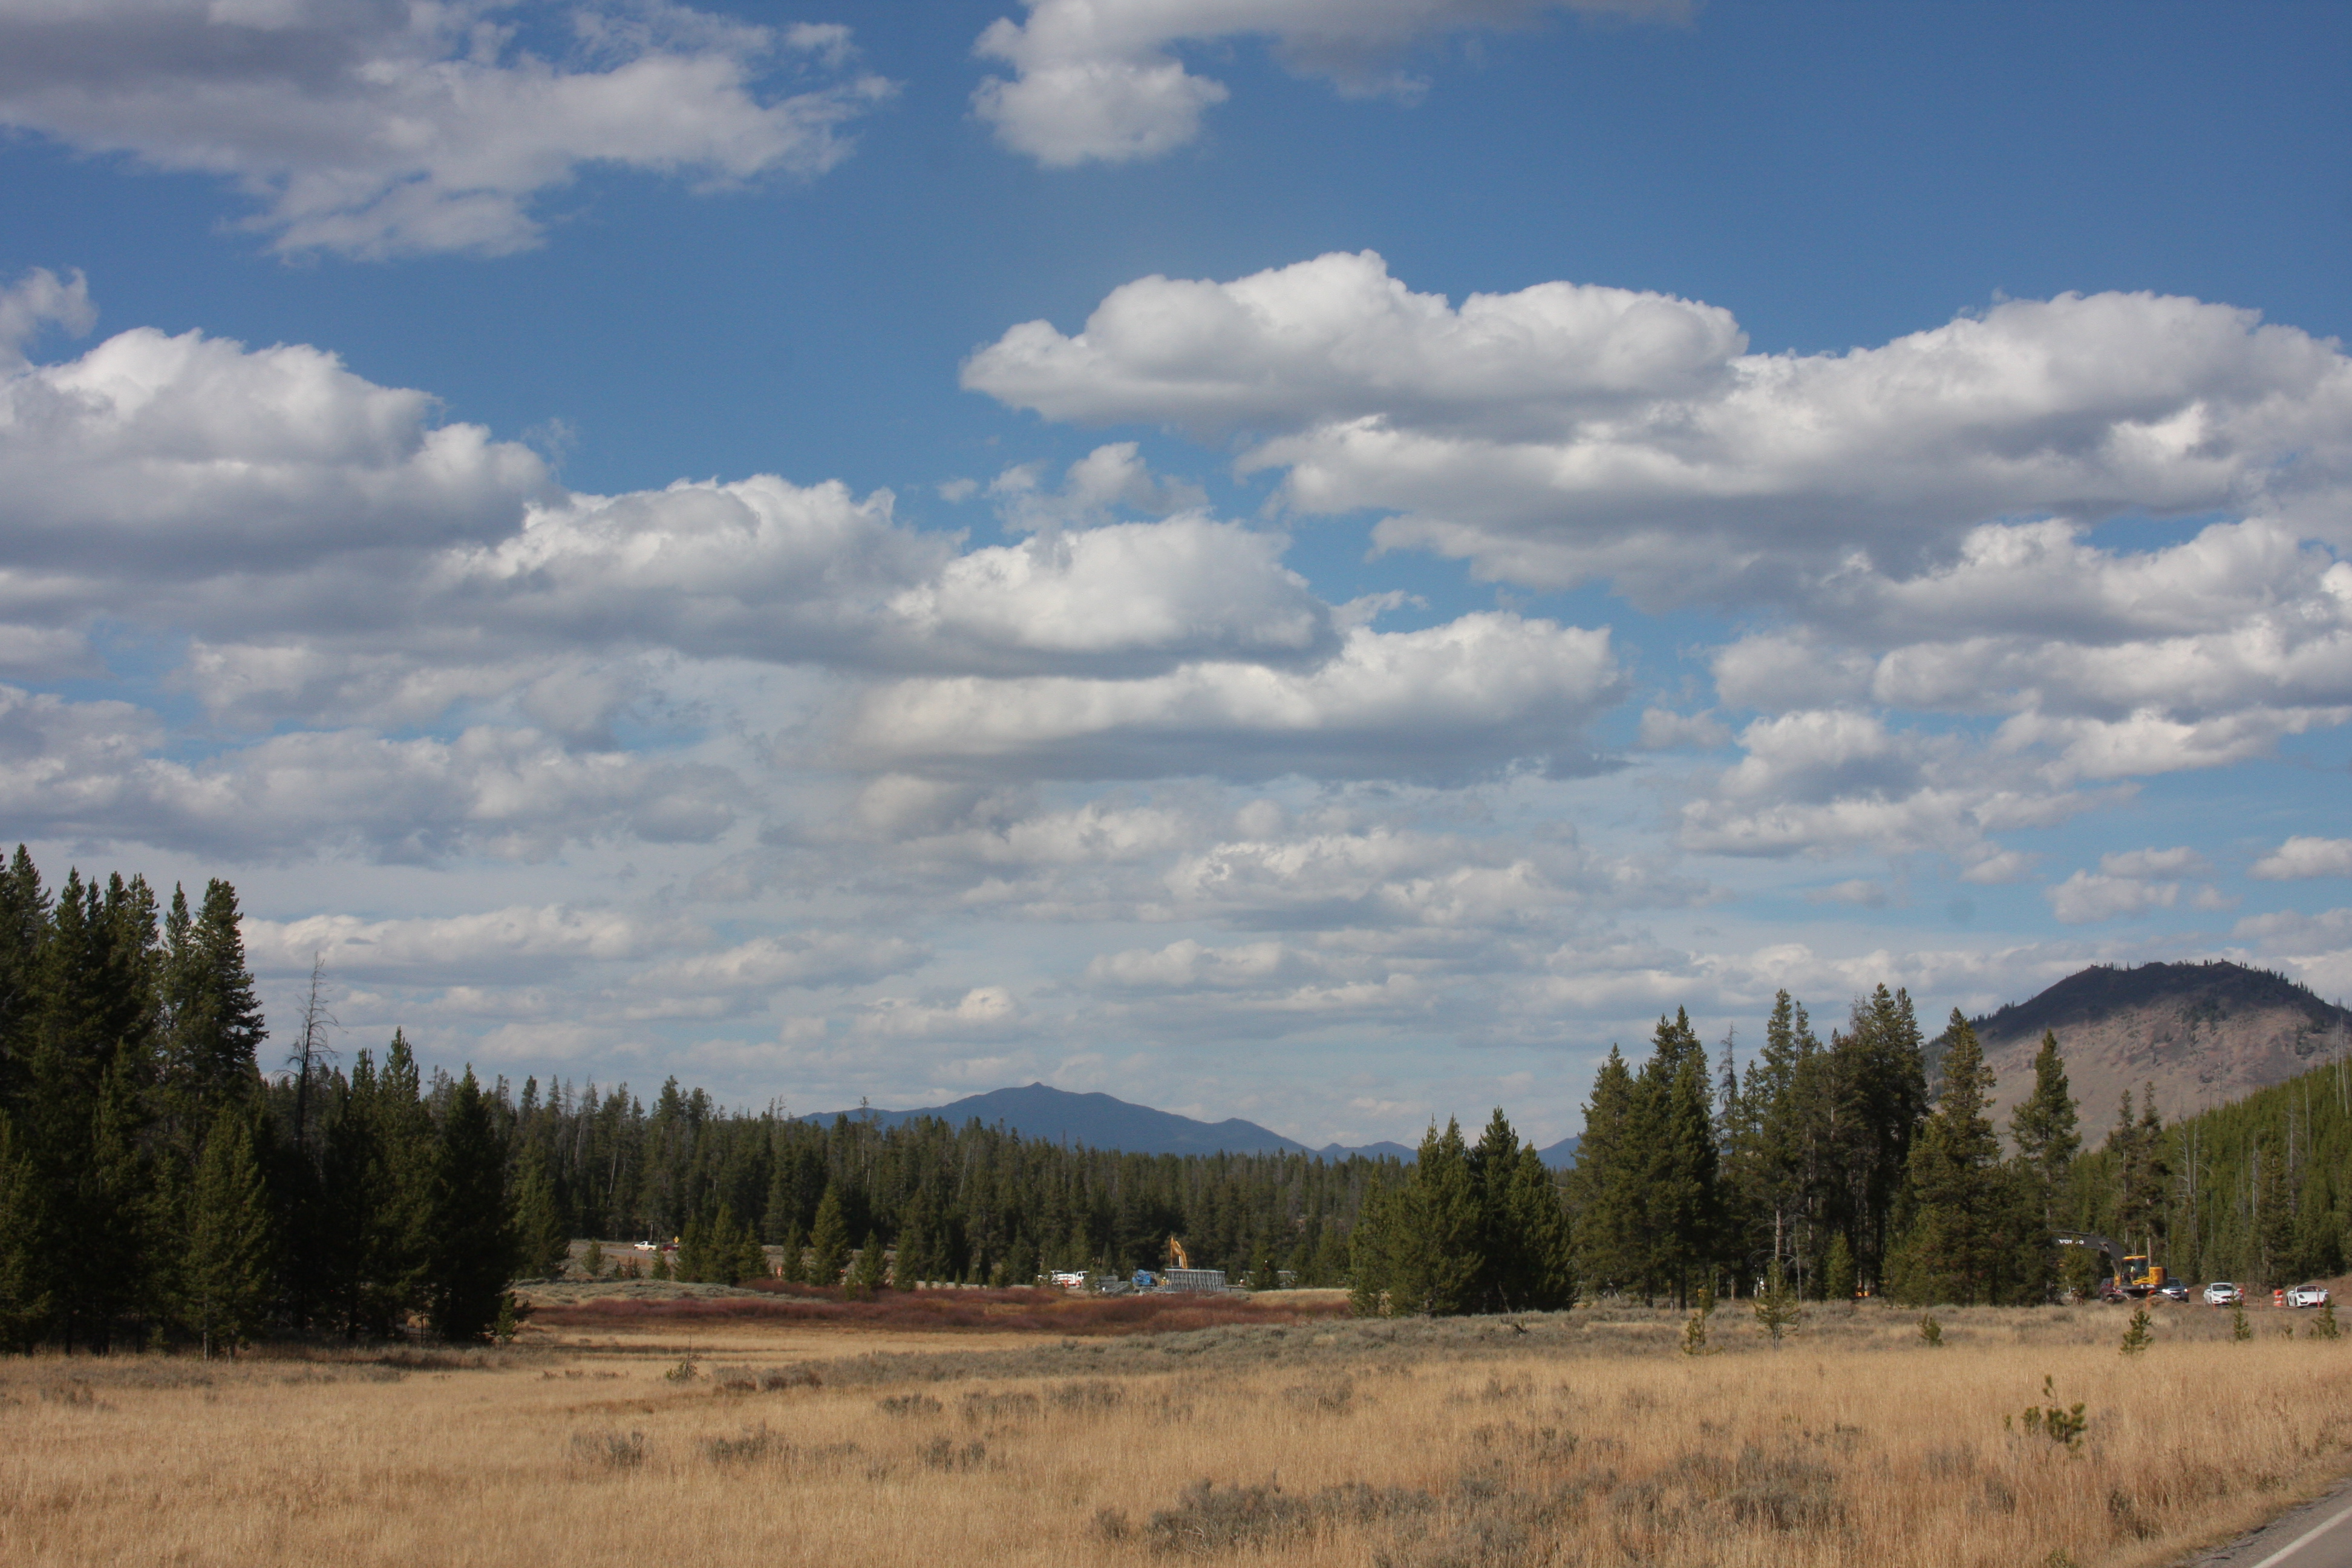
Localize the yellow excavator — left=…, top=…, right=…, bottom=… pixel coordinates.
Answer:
left=1166, top=1236, right=1192, bottom=1271
left=2055, top=1232, right=2165, bottom=1300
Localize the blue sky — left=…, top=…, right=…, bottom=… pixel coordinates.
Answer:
left=2, top=0, right=2348, bottom=1144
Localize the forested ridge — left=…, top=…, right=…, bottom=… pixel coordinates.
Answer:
left=1, top=846, right=2346, bottom=1353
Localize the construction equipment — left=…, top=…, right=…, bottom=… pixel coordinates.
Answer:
left=1166, top=1236, right=1192, bottom=1271
left=2055, top=1232, right=2166, bottom=1299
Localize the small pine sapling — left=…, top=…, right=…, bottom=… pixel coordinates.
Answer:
left=1680, top=1310, right=1711, bottom=1356
left=2312, top=1301, right=2340, bottom=1341
left=2119, top=1306, right=2153, bottom=1356
left=2232, top=1302, right=2252, bottom=1341
left=2005, top=1375, right=2086, bottom=1450
left=581, top=1240, right=604, bottom=1279
left=1753, top=1261, right=1801, bottom=1347
left=1917, top=1312, right=1943, bottom=1347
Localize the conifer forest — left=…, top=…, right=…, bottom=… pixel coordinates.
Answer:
left=1, top=847, right=2346, bottom=1350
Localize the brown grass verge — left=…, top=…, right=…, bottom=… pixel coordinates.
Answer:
left=4, top=1297, right=2348, bottom=1568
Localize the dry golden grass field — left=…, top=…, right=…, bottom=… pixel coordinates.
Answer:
left=5, top=1292, right=2351, bottom=1568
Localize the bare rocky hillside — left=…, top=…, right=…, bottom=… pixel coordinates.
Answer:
left=1956, top=961, right=2352, bottom=1132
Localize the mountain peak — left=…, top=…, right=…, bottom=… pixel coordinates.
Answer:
left=1959, top=959, right=2352, bottom=1128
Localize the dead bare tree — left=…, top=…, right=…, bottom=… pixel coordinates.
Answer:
left=285, top=952, right=339, bottom=1155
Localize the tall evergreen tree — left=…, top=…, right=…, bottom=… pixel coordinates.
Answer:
left=161, top=880, right=267, bottom=1137
left=1636, top=1009, right=1720, bottom=1307
left=425, top=1068, right=514, bottom=1341
left=185, top=1106, right=275, bottom=1356
left=2009, top=1031, right=2080, bottom=1226
left=512, top=1146, right=569, bottom=1279
left=808, top=1181, right=851, bottom=1284
left=1888, top=1014, right=2010, bottom=1304
left=1567, top=1045, right=1643, bottom=1296
left=2110, top=1086, right=2171, bottom=1256
left=0, top=846, right=50, bottom=1112
left=1353, top=1120, right=1485, bottom=1315
left=0, top=1109, right=50, bottom=1351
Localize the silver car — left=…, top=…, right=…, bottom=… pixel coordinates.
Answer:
left=2288, top=1284, right=2331, bottom=1308
left=2203, top=1281, right=2242, bottom=1305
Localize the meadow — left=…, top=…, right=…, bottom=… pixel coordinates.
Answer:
left=3, top=1292, right=2348, bottom=1568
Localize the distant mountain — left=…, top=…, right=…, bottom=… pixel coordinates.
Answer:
left=1535, top=1135, right=1582, bottom=1169
left=1945, top=961, right=2352, bottom=1131
left=807, top=1083, right=1413, bottom=1160
left=806, top=1082, right=1578, bottom=1166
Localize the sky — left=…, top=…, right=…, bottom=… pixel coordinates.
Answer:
left=2, top=0, right=2349, bottom=1147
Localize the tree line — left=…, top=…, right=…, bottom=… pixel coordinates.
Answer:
left=0, top=850, right=524, bottom=1351
left=5, top=844, right=2342, bottom=1350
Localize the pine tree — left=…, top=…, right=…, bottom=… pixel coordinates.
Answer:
left=1635, top=1010, right=1720, bottom=1308
left=185, top=1106, right=275, bottom=1356
left=425, top=1068, right=514, bottom=1341
left=2008, top=1030, right=2080, bottom=1225
left=162, top=880, right=267, bottom=1140
left=1888, top=1013, right=2007, bottom=1304
left=848, top=1230, right=886, bottom=1298
left=777, top=1218, right=808, bottom=1284
left=2111, top=1085, right=2171, bottom=1258
left=808, top=1183, right=851, bottom=1285
left=1567, top=1045, right=1643, bottom=1298
left=1348, top=1183, right=1399, bottom=1315
left=1821, top=1232, right=1856, bottom=1302
left=0, top=846, right=50, bottom=1113
left=1390, top=1120, right=1484, bottom=1315
left=0, top=1109, right=50, bottom=1351
left=1468, top=1108, right=1575, bottom=1312
left=513, top=1146, right=569, bottom=1279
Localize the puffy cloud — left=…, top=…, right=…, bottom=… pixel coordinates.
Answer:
left=881, top=512, right=1332, bottom=675
left=2250, top=836, right=2352, bottom=880
left=2044, top=849, right=2212, bottom=925
left=853, top=986, right=1022, bottom=1039
left=1675, top=709, right=2103, bottom=859
left=0, top=324, right=554, bottom=577
left=1699, top=519, right=2352, bottom=785
left=244, top=904, right=693, bottom=983
left=0, top=684, right=740, bottom=860
left=0, top=267, right=95, bottom=366
left=987, top=442, right=1206, bottom=531
left=971, top=253, right=2352, bottom=601
left=2047, top=871, right=2181, bottom=925
left=634, top=932, right=927, bottom=993
left=2233, top=907, right=2352, bottom=950
left=1633, top=708, right=1731, bottom=751
left=0, top=1, right=893, bottom=257
left=1166, top=827, right=1558, bottom=929
left=845, top=612, right=1622, bottom=783
left=0, top=324, right=1345, bottom=702
left=967, top=249, right=1745, bottom=432
left=971, top=1, right=1681, bottom=166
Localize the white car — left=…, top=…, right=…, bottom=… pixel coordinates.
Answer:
left=2287, top=1284, right=2331, bottom=1308
left=2203, top=1281, right=2242, bottom=1305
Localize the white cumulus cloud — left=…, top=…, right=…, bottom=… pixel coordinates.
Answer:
left=970, top=253, right=2352, bottom=602
left=0, top=0, right=893, bottom=257
left=2251, top=836, right=2352, bottom=880
left=971, top=1, right=1682, bottom=166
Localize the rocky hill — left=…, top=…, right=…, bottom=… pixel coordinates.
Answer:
left=1961, top=961, right=2352, bottom=1132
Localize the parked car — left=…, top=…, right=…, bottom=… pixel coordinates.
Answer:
left=2157, top=1278, right=2190, bottom=1302
left=2203, top=1281, right=2243, bottom=1305
left=2287, top=1284, right=2332, bottom=1308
